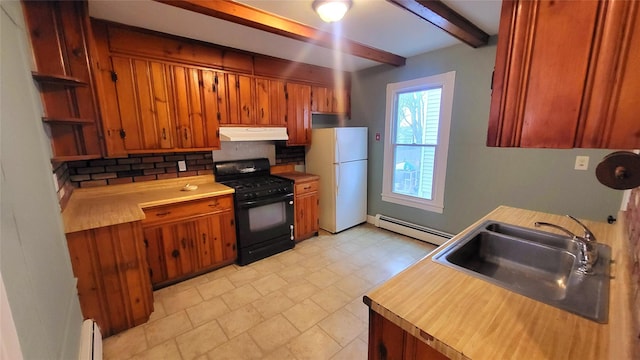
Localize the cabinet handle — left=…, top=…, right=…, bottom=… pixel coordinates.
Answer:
left=162, top=128, right=167, bottom=140
left=171, top=249, right=180, bottom=258
left=143, top=239, right=148, bottom=248
left=202, top=234, right=207, bottom=243
left=378, top=342, right=388, bottom=360
left=303, top=186, right=311, bottom=190
left=184, top=128, right=188, bottom=140
left=155, top=211, right=171, bottom=217
left=181, top=239, right=186, bottom=248
left=261, top=108, right=264, bottom=118
left=208, top=201, right=219, bottom=207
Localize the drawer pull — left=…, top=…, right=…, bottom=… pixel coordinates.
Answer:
left=303, top=186, right=311, bottom=190
left=171, top=249, right=180, bottom=258
left=156, top=211, right=171, bottom=217
left=208, top=201, right=220, bottom=207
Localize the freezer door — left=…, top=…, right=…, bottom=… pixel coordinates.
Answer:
left=334, top=159, right=367, bottom=233
left=335, top=127, right=368, bottom=163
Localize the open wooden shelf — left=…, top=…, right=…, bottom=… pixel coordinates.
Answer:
left=42, top=116, right=95, bottom=125
left=32, top=72, right=88, bottom=87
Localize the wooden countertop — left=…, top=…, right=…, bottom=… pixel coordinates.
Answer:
left=365, top=206, right=635, bottom=360
left=62, top=175, right=234, bottom=233
left=276, top=171, right=320, bottom=183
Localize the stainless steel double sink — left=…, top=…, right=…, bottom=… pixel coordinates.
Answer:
left=432, top=221, right=611, bottom=323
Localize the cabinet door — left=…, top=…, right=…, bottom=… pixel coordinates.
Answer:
left=111, top=56, right=174, bottom=150
left=286, top=82, right=311, bottom=146
left=269, top=79, right=287, bottom=126
left=227, top=73, right=255, bottom=125
left=294, top=191, right=319, bottom=241
left=311, top=86, right=331, bottom=113
left=148, top=222, right=197, bottom=282
left=143, top=226, right=168, bottom=286
left=172, top=66, right=220, bottom=149
left=580, top=0, right=640, bottom=148
left=332, top=87, right=349, bottom=114
left=489, top=0, right=640, bottom=149
left=488, top=0, right=599, bottom=148
left=193, top=211, right=237, bottom=269
left=255, top=78, right=272, bottom=125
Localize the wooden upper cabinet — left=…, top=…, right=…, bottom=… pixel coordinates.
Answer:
left=111, top=56, right=174, bottom=151
left=171, top=66, right=221, bottom=149
left=312, top=85, right=350, bottom=115
left=255, top=77, right=288, bottom=126
left=488, top=0, right=640, bottom=149
left=226, top=73, right=255, bottom=125
left=286, top=83, right=312, bottom=146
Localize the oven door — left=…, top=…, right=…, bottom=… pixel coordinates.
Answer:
left=235, top=192, right=294, bottom=249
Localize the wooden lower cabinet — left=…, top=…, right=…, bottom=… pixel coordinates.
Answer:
left=66, top=221, right=153, bottom=337
left=294, top=179, right=319, bottom=241
left=368, top=310, right=448, bottom=360
left=142, top=195, right=237, bottom=288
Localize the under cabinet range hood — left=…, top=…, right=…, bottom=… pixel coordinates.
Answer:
left=219, top=127, right=288, bottom=141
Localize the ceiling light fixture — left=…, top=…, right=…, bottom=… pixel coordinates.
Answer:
left=312, top=0, right=352, bottom=23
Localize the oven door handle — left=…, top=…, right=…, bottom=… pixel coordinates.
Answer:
left=237, top=193, right=294, bottom=208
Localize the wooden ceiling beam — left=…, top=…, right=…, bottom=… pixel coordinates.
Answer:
left=154, top=0, right=406, bottom=67
left=387, top=0, right=489, bottom=48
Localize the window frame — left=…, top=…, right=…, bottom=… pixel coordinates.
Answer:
left=381, top=71, right=455, bottom=214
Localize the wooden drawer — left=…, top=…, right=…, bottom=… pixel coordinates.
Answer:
left=142, top=195, right=233, bottom=226
left=295, top=181, right=318, bottom=195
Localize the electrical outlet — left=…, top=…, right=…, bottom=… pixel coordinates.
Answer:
left=574, top=156, right=589, bottom=170
left=178, top=160, right=187, bottom=172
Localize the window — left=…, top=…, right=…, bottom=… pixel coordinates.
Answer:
left=381, top=71, right=455, bottom=213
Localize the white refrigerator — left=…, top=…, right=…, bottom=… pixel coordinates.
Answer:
left=305, top=127, right=368, bottom=233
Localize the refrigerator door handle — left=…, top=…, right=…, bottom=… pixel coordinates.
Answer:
left=336, top=163, right=340, bottom=195
left=335, top=133, right=340, bottom=163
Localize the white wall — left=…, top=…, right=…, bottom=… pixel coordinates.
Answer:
left=1, top=1, right=83, bottom=358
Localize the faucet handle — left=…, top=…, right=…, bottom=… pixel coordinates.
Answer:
left=566, top=215, right=596, bottom=242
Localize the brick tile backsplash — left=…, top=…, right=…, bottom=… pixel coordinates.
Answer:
left=65, top=152, right=214, bottom=188
left=53, top=147, right=303, bottom=198
left=275, top=144, right=305, bottom=165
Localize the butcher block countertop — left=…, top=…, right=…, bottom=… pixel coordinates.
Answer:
left=62, top=175, right=233, bottom=233
left=276, top=171, right=320, bottom=183
left=365, top=206, right=636, bottom=360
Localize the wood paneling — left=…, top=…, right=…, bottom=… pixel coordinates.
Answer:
left=66, top=221, right=153, bottom=337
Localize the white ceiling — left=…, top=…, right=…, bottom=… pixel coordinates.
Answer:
left=88, top=0, right=502, bottom=72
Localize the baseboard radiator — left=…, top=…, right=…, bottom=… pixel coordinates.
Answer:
left=79, top=319, right=102, bottom=360
left=373, top=214, right=453, bottom=246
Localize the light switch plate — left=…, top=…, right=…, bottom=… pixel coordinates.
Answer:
left=574, top=156, right=589, bottom=170
left=178, top=160, right=187, bottom=172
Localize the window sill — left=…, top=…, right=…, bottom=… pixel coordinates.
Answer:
left=381, top=193, right=443, bottom=214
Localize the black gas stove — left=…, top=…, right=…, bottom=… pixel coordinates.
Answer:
left=214, top=158, right=295, bottom=265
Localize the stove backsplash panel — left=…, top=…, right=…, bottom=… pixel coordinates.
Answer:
left=53, top=145, right=306, bottom=191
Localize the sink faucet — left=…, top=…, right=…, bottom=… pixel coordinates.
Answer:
left=534, top=215, right=598, bottom=274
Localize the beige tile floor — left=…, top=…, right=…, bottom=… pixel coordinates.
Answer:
left=103, top=223, right=437, bottom=360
